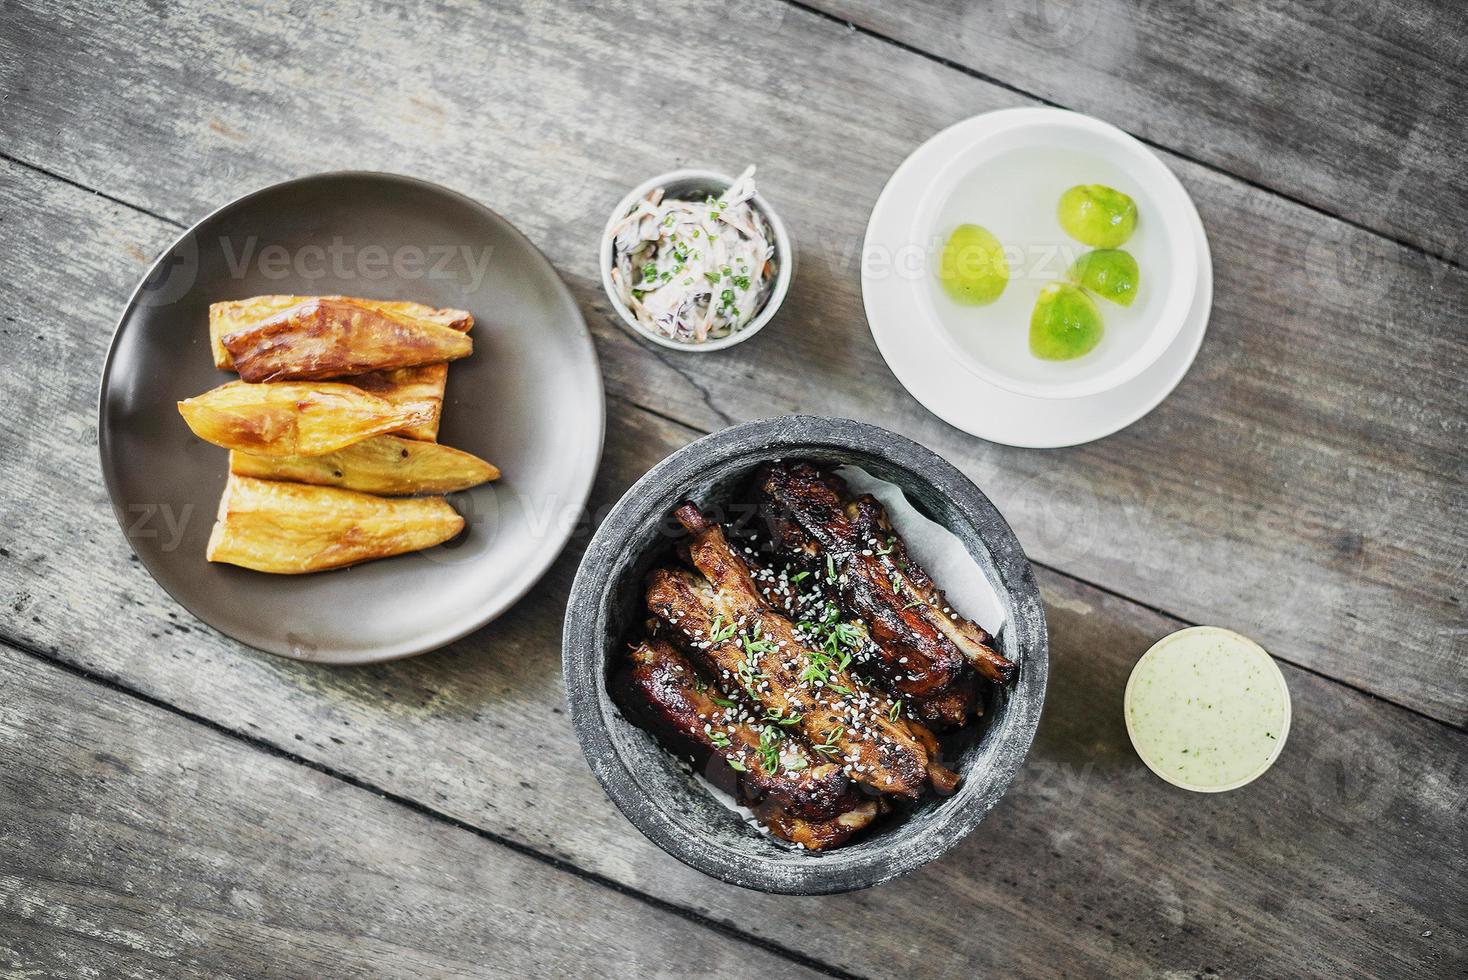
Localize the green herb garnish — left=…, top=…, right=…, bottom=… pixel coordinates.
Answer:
left=756, top=726, right=782, bottom=773
left=708, top=614, right=738, bottom=644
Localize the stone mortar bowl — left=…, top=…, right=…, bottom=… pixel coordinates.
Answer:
left=562, top=416, right=1048, bottom=894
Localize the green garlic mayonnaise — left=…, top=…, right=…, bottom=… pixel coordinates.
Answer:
left=1125, top=626, right=1290, bottom=792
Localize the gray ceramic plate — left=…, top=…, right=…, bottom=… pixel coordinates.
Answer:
left=563, top=416, right=1047, bottom=894
left=99, top=172, right=604, bottom=664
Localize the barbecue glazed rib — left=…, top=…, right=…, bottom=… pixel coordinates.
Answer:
left=849, top=494, right=1015, bottom=685
left=742, top=548, right=979, bottom=729
left=646, top=504, right=944, bottom=798
left=620, top=636, right=883, bottom=848
left=756, top=462, right=1016, bottom=688
left=907, top=671, right=979, bottom=730
left=222, top=297, right=473, bottom=382
left=650, top=615, right=962, bottom=796
left=750, top=796, right=884, bottom=852
left=618, top=638, right=855, bottom=823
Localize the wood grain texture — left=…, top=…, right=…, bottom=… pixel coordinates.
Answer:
left=0, top=2, right=1464, bottom=975
left=806, top=0, right=1468, bottom=263
left=0, top=162, right=1463, bottom=976
left=0, top=645, right=833, bottom=980
left=1, top=0, right=1462, bottom=721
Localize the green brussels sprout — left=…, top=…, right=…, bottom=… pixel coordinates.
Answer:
left=1067, top=249, right=1139, bottom=306
left=937, top=224, right=1009, bottom=306
left=1030, top=282, right=1104, bottom=360
left=1057, top=185, right=1137, bottom=248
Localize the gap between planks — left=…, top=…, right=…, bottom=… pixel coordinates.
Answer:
left=0, top=150, right=186, bottom=231
left=779, top=0, right=1466, bottom=273
left=4, top=141, right=1456, bottom=733
left=0, top=636, right=867, bottom=980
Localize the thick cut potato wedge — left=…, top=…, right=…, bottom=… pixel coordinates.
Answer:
left=206, top=475, right=464, bottom=574
left=209, top=295, right=472, bottom=370
left=178, top=381, right=432, bottom=456
left=221, top=297, right=473, bottom=382
left=230, top=435, right=499, bottom=495
left=344, top=363, right=449, bottom=442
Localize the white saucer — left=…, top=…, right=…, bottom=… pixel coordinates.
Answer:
left=862, top=108, right=1212, bottom=449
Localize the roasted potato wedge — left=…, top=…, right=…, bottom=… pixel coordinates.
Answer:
left=230, top=435, right=499, bottom=495
left=222, top=297, right=473, bottom=382
left=178, top=381, right=431, bottom=456
left=344, top=363, right=449, bottom=442
left=209, top=295, right=472, bottom=370
left=206, top=475, right=464, bottom=573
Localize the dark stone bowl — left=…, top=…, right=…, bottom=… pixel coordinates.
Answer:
left=562, top=416, right=1048, bottom=894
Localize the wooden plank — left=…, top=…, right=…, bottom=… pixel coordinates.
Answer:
left=0, top=163, right=1463, bottom=977
left=0, top=645, right=834, bottom=980
left=1, top=0, right=1462, bottom=720
left=805, top=0, right=1468, bottom=262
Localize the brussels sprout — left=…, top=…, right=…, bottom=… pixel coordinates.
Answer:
left=1067, top=249, right=1139, bottom=306
left=1057, top=185, right=1137, bottom=248
left=937, top=224, right=1009, bottom=306
left=1030, top=282, right=1104, bottom=360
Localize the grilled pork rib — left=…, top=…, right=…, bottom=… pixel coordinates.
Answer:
left=647, top=504, right=948, bottom=798
left=742, top=546, right=979, bottom=728
left=848, top=494, right=1016, bottom=685
left=750, top=796, right=885, bottom=852
left=755, top=463, right=1016, bottom=689
left=618, top=638, right=853, bottom=822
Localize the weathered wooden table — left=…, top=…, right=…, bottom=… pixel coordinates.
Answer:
left=2, top=2, right=1464, bottom=976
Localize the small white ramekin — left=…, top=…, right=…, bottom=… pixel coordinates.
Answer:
left=1124, top=626, right=1291, bottom=793
left=599, top=169, right=794, bottom=352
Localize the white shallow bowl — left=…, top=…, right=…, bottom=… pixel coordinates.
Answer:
left=872, top=107, right=1198, bottom=401
left=864, top=108, right=1213, bottom=447
left=600, top=169, right=794, bottom=352
left=1124, top=627, right=1292, bottom=793
left=911, top=108, right=1197, bottom=399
